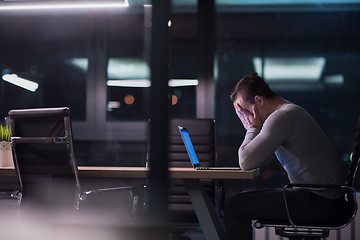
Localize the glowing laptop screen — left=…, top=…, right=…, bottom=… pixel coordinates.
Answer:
left=179, top=127, right=200, bottom=166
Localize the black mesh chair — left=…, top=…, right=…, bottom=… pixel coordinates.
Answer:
left=254, top=115, right=360, bottom=240
left=167, top=118, right=219, bottom=238
left=8, top=107, right=138, bottom=223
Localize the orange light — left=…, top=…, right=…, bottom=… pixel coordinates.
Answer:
left=171, top=95, right=178, bottom=105
left=124, top=94, right=135, bottom=105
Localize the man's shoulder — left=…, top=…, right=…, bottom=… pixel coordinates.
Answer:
left=275, top=103, right=315, bottom=126
left=281, top=103, right=308, bottom=115
left=268, top=103, right=308, bottom=124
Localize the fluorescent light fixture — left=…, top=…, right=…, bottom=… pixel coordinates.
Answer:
left=2, top=74, right=39, bottom=92
left=324, top=74, right=344, bottom=85
left=107, top=79, right=199, bottom=88
left=107, top=101, right=121, bottom=109
left=0, top=1, right=129, bottom=11
left=66, top=58, right=88, bottom=72
left=168, top=79, right=198, bottom=87
left=108, top=58, right=150, bottom=80
left=253, top=57, right=326, bottom=82
left=107, top=79, right=151, bottom=88
left=69, top=58, right=150, bottom=79
left=68, top=57, right=152, bottom=78
left=226, top=0, right=360, bottom=5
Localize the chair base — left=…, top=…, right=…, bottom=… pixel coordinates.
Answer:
left=275, top=227, right=329, bottom=240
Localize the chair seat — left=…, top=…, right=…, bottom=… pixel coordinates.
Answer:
left=255, top=216, right=352, bottom=229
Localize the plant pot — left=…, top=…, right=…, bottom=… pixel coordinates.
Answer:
left=0, top=141, right=14, bottom=168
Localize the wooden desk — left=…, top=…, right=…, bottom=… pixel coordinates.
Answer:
left=77, top=166, right=258, bottom=179
left=0, top=166, right=258, bottom=179
left=0, top=166, right=259, bottom=240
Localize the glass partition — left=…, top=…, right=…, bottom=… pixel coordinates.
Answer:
left=0, top=14, right=88, bottom=121
left=1, top=1, right=358, bottom=179
left=215, top=2, right=360, bottom=191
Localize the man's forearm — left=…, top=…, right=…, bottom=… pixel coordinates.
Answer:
left=238, top=127, right=260, bottom=169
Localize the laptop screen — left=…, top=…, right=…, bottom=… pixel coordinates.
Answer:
left=178, top=127, right=200, bottom=166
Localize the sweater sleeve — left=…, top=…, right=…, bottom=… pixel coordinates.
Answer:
left=238, top=110, right=291, bottom=170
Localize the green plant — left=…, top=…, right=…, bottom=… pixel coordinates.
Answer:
left=0, top=125, right=11, bottom=142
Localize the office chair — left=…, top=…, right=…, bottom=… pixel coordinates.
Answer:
left=8, top=107, right=138, bottom=223
left=167, top=118, right=219, bottom=239
left=254, top=114, right=360, bottom=240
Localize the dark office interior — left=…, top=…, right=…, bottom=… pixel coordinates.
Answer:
left=0, top=0, right=360, bottom=239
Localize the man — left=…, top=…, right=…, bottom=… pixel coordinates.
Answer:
left=225, top=73, right=348, bottom=240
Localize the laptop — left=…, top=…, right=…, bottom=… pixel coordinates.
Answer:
left=178, top=126, right=241, bottom=170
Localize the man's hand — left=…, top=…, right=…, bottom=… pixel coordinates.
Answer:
left=233, top=102, right=261, bottom=130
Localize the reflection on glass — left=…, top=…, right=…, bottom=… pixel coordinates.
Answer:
left=106, top=58, right=149, bottom=121
left=324, top=74, right=344, bottom=85
left=0, top=1, right=129, bottom=11
left=2, top=74, right=39, bottom=92
left=107, top=79, right=151, bottom=88
left=108, top=58, right=150, bottom=80
left=0, top=14, right=89, bottom=121
left=106, top=57, right=198, bottom=120
left=215, top=5, right=360, bottom=191
left=253, top=57, right=326, bottom=82
left=66, top=58, right=88, bottom=73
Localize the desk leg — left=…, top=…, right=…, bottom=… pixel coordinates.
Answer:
left=183, top=178, right=226, bottom=240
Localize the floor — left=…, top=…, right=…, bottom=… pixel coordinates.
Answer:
left=182, top=228, right=206, bottom=240
left=169, top=228, right=206, bottom=240
left=0, top=195, right=207, bottom=240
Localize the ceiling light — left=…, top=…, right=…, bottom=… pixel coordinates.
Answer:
left=253, top=57, right=326, bottom=82
left=2, top=74, right=39, bottom=92
left=67, top=58, right=88, bottom=72
left=107, top=79, right=151, bottom=88
left=226, top=0, right=360, bottom=5
left=168, top=79, right=198, bottom=87
left=108, top=58, right=150, bottom=79
left=107, top=101, right=121, bottom=109
left=107, top=79, right=199, bottom=88
left=0, top=1, right=129, bottom=11
left=324, top=74, right=344, bottom=85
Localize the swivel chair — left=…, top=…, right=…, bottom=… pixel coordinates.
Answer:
left=8, top=107, right=138, bottom=223
left=254, top=115, right=360, bottom=240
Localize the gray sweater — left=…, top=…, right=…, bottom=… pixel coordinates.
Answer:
left=239, top=103, right=344, bottom=199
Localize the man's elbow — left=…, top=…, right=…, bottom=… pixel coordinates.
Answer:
left=239, top=161, right=255, bottom=170
left=238, top=150, right=258, bottom=170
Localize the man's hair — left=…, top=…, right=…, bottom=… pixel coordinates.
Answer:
left=230, top=72, right=276, bottom=103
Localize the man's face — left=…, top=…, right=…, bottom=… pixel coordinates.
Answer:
left=234, top=95, right=266, bottom=126
left=234, top=96, right=255, bottom=116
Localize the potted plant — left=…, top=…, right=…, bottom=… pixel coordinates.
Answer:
left=0, top=125, right=14, bottom=167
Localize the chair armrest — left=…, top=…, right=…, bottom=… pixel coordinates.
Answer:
left=286, top=183, right=348, bottom=190
left=11, top=136, right=69, bottom=144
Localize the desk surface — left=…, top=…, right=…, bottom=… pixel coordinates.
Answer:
left=78, top=166, right=259, bottom=179
left=0, top=166, right=259, bottom=179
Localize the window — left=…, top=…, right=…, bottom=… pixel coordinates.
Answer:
left=215, top=4, right=360, bottom=190
left=0, top=14, right=88, bottom=121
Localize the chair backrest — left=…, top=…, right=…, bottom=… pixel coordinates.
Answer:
left=347, top=114, right=360, bottom=189
left=167, top=118, right=215, bottom=223
left=168, top=118, right=215, bottom=168
left=8, top=107, right=80, bottom=209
